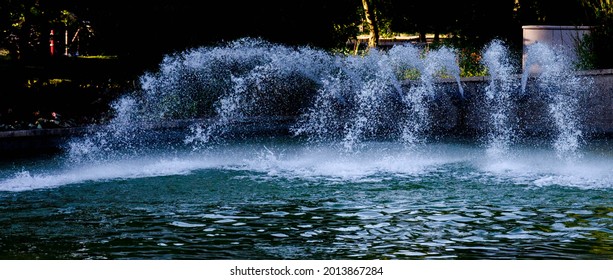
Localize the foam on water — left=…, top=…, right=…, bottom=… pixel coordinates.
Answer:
left=2, top=142, right=612, bottom=192
left=240, top=143, right=468, bottom=180
left=0, top=156, right=219, bottom=191
left=477, top=147, right=613, bottom=189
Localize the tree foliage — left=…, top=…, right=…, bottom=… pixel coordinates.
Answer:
left=579, top=0, right=613, bottom=68
left=515, top=0, right=590, bottom=25
left=0, top=0, right=46, bottom=59
left=1, top=0, right=612, bottom=68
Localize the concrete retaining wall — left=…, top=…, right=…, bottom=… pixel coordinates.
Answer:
left=0, top=127, right=88, bottom=158
left=579, top=69, right=613, bottom=135
left=429, top=69, right=613, bottom=138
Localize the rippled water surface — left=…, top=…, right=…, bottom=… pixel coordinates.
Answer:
left=1, top=139, right=612, bottom=259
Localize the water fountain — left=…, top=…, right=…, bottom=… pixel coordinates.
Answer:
left=481, top=40, right=518, bottom=157
left=1, top=38, right=611, bottom=260
left=521, top=42, right=592, bottom=159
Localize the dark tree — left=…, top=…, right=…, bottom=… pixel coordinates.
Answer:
left=67, top=0, right=360, bottom=69
left=385, top=1, right=460, bottom=43
left=515, top=0, right=590, bottom=25
left=0, top=0, right=48, bottom=60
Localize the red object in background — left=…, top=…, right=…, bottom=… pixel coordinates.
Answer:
left=50, top=30, right=55, bottom=56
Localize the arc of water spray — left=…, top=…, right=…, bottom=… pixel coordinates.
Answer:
left=400, top=46, right=464, bottom=146
left=521, top=42, right=587, bottom=159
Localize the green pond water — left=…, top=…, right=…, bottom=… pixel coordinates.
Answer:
left=1, top=138, right=612, bottom=259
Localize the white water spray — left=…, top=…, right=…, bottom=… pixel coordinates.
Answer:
left=481, top=40, right=518, bottom=157
left=522, top=43, right=590, bottom=159
left=401, top=46, right=463, bottom=147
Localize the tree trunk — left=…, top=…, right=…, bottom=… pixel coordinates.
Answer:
left=361, top=0, right=379, bottom=49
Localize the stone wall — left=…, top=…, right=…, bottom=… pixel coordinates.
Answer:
left=429, top=69, right=613, bottom=139
left=580, top=69, right=613, bottom=136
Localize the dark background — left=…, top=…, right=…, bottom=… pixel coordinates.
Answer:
left=2, top=0, right=598, bottom=68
